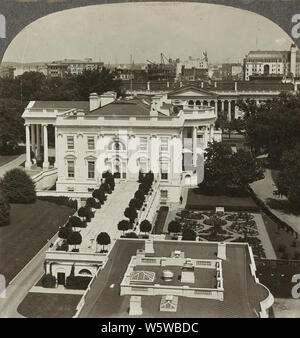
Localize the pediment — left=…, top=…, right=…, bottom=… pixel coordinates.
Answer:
left=168, top=86, right=217, bottom=98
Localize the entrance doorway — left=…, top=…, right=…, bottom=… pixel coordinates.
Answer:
left=57, top=272, right=65, bottom=286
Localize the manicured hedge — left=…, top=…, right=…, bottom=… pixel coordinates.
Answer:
left=65, top=276, right=92, bottom=290
left=152, top=206, right=169, bottom=234
left=37, top=196, right=77, bottom=210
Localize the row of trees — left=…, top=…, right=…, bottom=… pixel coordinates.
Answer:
left=118, top=171, right=154, bottom=237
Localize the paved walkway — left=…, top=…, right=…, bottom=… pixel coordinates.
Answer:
left=250, top=169, right=300, bottom=234
left=0, top=154, right=26, bottom=177
left=252, top=213, right=276, bottom=259
left=79, top=181, right=138, bottom=252
left=29, top=286, right=84, bottom=295
left=0, top=232, right=58, bottom=318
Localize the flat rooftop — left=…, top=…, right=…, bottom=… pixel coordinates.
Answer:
left=133, top=264, right=216, bottom=288
left=79, top=239, right=270, bottom=318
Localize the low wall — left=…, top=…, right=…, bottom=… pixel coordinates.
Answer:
left=32, top=168, right=58, bottom=191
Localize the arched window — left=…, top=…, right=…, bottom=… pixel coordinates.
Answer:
left=188, top=100, right=194, bottom=107
left=195, top=100, right=201, bottom=106
left=109, top=140, right=126, bottom=151
left=78, top=269, right=92, bottom=276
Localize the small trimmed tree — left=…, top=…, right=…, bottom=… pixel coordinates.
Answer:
left=140, top=219, right=152, bottom=236
left=86, top=197, right=96, bottom=209
left=124, top=206, right=137, bottom=224
left=182, top=229, right=197, bottom=241
left=67, top=215, right=82, bottom=230
left=134, top=190, right=145, bottom=202
left=67, top=231, right=82, bottom=250
left=78, top=206, right=90, bottom=223
left=118, top=219, right=130, bottom=236
left=41, top=274, right=56, bottom=288
left=96, top=232, right=111, bottom=251
left=168, top=220, right=181, bottom=237
left=93, top=189, right=106, bottom=204
left=58, top=226, right=72, bottom=240
left=0, top=194, right=10, bottom=226
left=0, top=168, right=36, bottom=203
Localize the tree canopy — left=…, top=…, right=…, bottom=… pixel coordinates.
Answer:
left=0, top=168, right=36, bottom=203
left=202, top=141, right=264, bottom=193
left=96, top=232, right=111, bottom=250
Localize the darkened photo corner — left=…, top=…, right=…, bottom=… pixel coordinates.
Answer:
left=0, top=0, right=300, bottom=326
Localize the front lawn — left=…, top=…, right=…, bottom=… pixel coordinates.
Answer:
left=18, top=293, right=81, bottom=318
left=0, top=200, right=74, bottom=283
left=0, top=155, right=19, bottom=167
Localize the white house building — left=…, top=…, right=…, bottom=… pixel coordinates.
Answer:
left=22, top=86, right=222, bottom=204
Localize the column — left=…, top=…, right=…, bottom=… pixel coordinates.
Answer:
left=200, top=100, right=204, bottom=107
left=214, top=100, right=218, bottom=117
left=150, top=134, right=159, bottom=179
left=221, top=100, right=225, bottom=112
left=204, top=126, right=208, bottom=149
left=210, top=125, right=214, bottom=142
left=193, top=126, right=197, bottom=166
left=54, top=126, right=58, bottom=168
left=36, top=124, right=41, bottom=161
left=31, top=124, right=36, bottom=156
left=25, top=124, right=31, bottom=168
left=228, top=100, right=232, bottom=122
left=42, top=124, right=49, bottom=169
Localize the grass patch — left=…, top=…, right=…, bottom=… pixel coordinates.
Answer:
left=0, top=200, right=74, bottom=283
left=18, top=293, right=81, bottom=318
left=266, top=198, right=300, bottom=216
left=0, top=154, right=19, bottom=167
left=261, top=212, right=300, bottom=260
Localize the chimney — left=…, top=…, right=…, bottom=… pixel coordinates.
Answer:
left=89, top=93, right=100, bottom=111
left=294, top=82, right=298, bottom=92
left=99, top=91, right=117, bottom=107
left=234, top=81, right=238, bottom=91
left=214, top=81, right=217, bottom=88
left=201, top=82, right=204, bottom=88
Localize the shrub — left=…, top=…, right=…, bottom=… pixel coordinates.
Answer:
left=67, top=231, right=82, bottom=249
left=125, top=232, right=138, bottom=238
left=0, top=168, right=36, bottom=203
left=118, top=219, right=130, bottom=235
left=0, top=194, right=10, bottom=226
left=182, top=229, right=197, bottom=241
left=96, top=232, right=111, bottom=251
left=168, top=220, right=181, bottom=235
left=65, top=276, right=92, bottom=290
left=140, top=219, right=152, bottom=235
left=92, top=189, right=106, bottom=204
left=41, top=274, right=56, bottom=288
left=67, top=216, right=82, bottom=229
left=58, top=226, right=72, bottom=239
left=86, top=197, right=97, bottom=208
left=37, top=196, right=77, bottom=210
left=78, top=206, right=89, bottom=221
left=124, top=206, right=137, bottom=223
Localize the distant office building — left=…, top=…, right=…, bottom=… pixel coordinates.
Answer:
left=177, top=54, right=208, bottom=81
left=244, top=44, right=300, bottom=80
left=47, top=58, right=104, bottom=78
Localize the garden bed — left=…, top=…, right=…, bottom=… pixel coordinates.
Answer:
left=152, top=206, right=169, bottom=234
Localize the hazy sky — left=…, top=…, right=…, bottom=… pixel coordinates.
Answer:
left=3, top=2, right=294, bottom=64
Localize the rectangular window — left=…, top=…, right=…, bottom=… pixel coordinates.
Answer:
left=67, top=136, right=74, bottom=150
left=160, top=137, right=168, bottom=152
left=161, top=190, right=168, bottom=199
left=87, top=136, right=95, bottom=150
left=88, top=161, right=95, bottom=179
left=67, top=160, right=75, bottom=178
left=161, top=162, right=168, bottom=180
left=139, top=137, right=148, bottom=151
